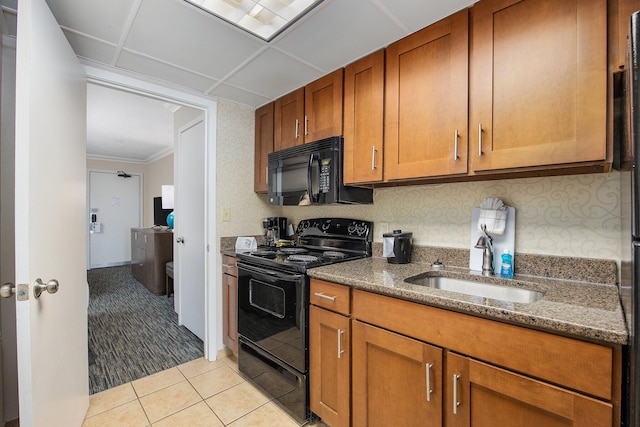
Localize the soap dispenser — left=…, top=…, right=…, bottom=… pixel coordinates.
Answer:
left=500, top=249, right=514, bottom=278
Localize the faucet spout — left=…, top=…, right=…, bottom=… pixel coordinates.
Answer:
left=474, top=226, right=494, bottom=276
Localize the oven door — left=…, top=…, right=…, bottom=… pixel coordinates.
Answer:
left=237, top=261, right=308, bottom=372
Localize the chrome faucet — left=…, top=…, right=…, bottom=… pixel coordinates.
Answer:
left=475, top=225, right=494, bottom=276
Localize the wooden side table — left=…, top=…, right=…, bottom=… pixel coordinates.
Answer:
left=165, top=261, right=174, bottom=297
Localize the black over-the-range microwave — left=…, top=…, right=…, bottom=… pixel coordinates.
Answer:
left=267, top=136, right=373, bottom=206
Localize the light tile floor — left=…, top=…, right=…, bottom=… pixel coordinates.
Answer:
left=83, top=355, right=326, bottom=427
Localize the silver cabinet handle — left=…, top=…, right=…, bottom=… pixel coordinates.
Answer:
left=478, top=123, right=483, bottom=157
left=314, top=292, right=336, bottom=301
left=426, top=363, right=433, bottom=402
left=453, top=374, right=461, bottom=415
left=304, top=115, right=309, bottom=136
left=34, top=278, right=59, bottom=299
left=337, top=329, right=345, bottom=359
left=295, top=119, right=299, bottom=139
left=454, top=129, right=459, bottom=160
left=371, top=146, right=378, bottom=170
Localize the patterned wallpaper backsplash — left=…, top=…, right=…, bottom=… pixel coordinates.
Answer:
left=281, top=172, right=622, bottom=261
left=214, top=100, right=621, bottom=261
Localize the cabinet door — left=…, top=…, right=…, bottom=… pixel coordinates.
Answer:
left=469, top=0, right=607, bottom=173
left=254, top=102, right=274, bottom=193
left=222, top=272, right=238, bottom=354
left=384, top=10, right=468, bottom=180
left=304, top=69, right=344, bottom=142
left=274, top=88, right=304, bottom=150
left=444, top=352, right=613, bottom=427
left=352, top=320, right=442, bottom=427
left=344, top=50, right=385, bottom=184
left=310, top=305, right=350, bottom=427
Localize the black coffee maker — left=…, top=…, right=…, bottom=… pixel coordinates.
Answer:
left=382, top=230, right=413, bottom=264
left=262, top=217, right=288, bottom=246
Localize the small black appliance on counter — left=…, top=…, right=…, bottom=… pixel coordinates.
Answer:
left=383, top=230, right=413, bottom=264
left=262, top=217, right=287, bottom=246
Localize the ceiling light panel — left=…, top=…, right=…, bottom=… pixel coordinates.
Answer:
left=185, top=0, right=323, bottom=41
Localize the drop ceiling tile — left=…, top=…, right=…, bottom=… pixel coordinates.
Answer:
left=376, top=0, right=477, bottom=33
left=226, top=48, right=322, bottom=99
left=46, top=0, right=135, bottom=44
left=62, top=30, right=117, bottom=64
left=208, top=83, right=270, bottom=108
left=274, top=0, right=406, bottom=72
left=117, top=50, right=219, bottom=93
left=124, top=0, right=265, bottom=80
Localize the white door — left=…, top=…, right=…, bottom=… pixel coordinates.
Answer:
left=14, top=0, right=89, bottom=425
left=89, top=171, right=142, bottom=268
left=175, top=118, right=205, bottom=340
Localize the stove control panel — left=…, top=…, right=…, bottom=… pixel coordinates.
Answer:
left=296, top=218, right=373, bottom=240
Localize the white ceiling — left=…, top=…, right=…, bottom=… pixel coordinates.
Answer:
left=0, top=0, right=477, bottom=162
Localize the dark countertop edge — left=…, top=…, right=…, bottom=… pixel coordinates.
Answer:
left=307, top=258, right=628, bottom=346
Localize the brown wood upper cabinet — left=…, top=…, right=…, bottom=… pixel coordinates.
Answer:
left=274, top=69, right=344, bottom=151
left=384, top=10, right=469, bottom=181
left=469, top=0, right=608, bottom=174
left=254, top=102, right=274, bottom=193
left=274, top=88, right=304, bottom=150
left=304, top=69, right=344, bottom=142
left=343, top=50, right=385, bottom=185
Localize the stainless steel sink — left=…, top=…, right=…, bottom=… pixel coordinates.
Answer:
left=405, top=275, right=544, bottom=304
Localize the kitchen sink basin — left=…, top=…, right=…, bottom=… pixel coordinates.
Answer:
left=404, top=275, right=544, bottom=304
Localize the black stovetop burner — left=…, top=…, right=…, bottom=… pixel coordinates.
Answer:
left=237, top=218, right=373, bottom=273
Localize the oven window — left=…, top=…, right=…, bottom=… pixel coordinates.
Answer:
left=249, top=279, right=286, bottom=319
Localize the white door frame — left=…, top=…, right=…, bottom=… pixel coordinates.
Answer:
left=83, top=65, right=218, bottom=360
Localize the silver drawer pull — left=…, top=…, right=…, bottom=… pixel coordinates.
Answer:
left=314, top=292, right=336, bottom=301
left=337, top=329, right=344, bottom=358
left=453, top=129, right=459, bottom=160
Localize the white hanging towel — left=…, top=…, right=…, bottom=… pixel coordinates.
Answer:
left=477, top=197, right=508, bottom=235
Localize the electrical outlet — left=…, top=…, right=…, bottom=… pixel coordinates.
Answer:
left=222, top=207, right=231, bottom=222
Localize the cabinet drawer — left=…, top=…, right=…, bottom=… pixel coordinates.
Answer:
left=310, top=279, right=351, bottom=315
left=222, top=255, right=237, bottom=277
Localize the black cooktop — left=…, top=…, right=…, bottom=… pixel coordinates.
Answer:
left=236, top=218, right=373, bottom=273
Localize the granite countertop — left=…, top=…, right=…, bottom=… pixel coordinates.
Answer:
left=307, top=257, right=628, bottom=345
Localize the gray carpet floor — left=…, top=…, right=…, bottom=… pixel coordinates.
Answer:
left=88, top=265, right=204, bottom=394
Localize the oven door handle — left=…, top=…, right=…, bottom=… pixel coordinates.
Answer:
left=237, top=262, right=304, bottom=282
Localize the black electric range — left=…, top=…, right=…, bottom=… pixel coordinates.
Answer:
left=235, top=218, right=372, bottom=423
left=235, top=217, right=373, bottom=273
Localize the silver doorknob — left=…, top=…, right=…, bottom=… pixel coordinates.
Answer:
left=176, top=237, right=185, bottom=244
left=34, top=278, right=59, bottom=299
left=0, top=283, right=15, bottom=298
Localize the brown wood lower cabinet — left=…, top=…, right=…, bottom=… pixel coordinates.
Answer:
left=445, top=352, right=613, bottom=427
left=310, top=280, right=352, bottom=427
left=309, top=279, right=619, bottom=426
left=222, top=255, right=238, bottom=354
left=351, top=320, right=442, bottom=427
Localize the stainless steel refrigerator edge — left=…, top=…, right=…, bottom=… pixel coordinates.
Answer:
left=621, top=11, right=640, bottom=427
